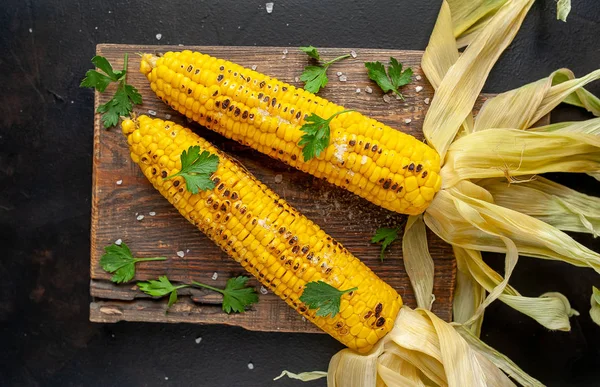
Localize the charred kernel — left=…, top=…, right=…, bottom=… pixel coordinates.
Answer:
left=231, top=192, right=239, bottom=200
left=219, top=65, right=225, bottom=71
left=206, top=197, right=214, bottom=204
left=422, top=171, right=428, bottom=178
left=212, top=90, right=219, bottom=96
left=282, top=87, right=288, bottom=91
left=293, top=262, right=300, bottom=270
left=306, top=252, right=314, bottom=261
left=289, top=236, right=298, bottom=245
left=379, top=178, right=385, bottom=183
left=408, top=163, right=415, bottom=171
left=284, top=231, right=293, bottom=239
left=383, top=180, right=391, bottom=189
left=364, top=142, right=371, bottom=150
left=291, top=154, right=296, bottom=160
left=206, top=116, right=212, bottom=123
left=257, top=93, right=264, bottom=99
left=295, top=111, right=301, bottom=119
left=391, top=183, right=398, bottom=190
left=299, top=306, right=307, bottom=313
left=259, top=81, right=266, bottom=88
left=416, top=164, right=423, bottom=173
left=239, top=206, right=247, bottom=214
left=251, top=218, right=258, bottom=225
left=213, top=203, right=219, bottom=210
left=242, top=111, right=248, bottom=119
left=372, top=144, right=378, bottom=152
left=234, top=108, right=241, bottom=116
left=402, top=165, right=409, bottom=169
left=173, top=180, right=180, bottom=187
left=213, top=177, right=221, bottom=184
left=215, top=100, right=220, bottom=107
left=375, top=303, right=383, bottom=317
left=263, top=96, right=270, bottom=103
left=376, top=317, right=386, bottom=327
left=278, top=226, right=286, bottom=234
left=217, top=183, right=225, bottom=191
left=301, top=246, right=309, bottom=254
left=349, top=140, right=356, bottom=146
left=335, top=321, right=344, bottom=329
left=194, top=69, right=200, bottom=75
left=249, top=113, right=254, bottom=119
left=292, top=245, right=300, bottom=254
left=222, top=99, right=230, bottom=109
left=151, top=167, right=157, bottom=175
left=271, top=98, right=277, bottom=107
left=364, top=311, right=373, bottom=319
left=223, top=189, right=230, bottom=197
left=161, top=170, right=168, bottom=178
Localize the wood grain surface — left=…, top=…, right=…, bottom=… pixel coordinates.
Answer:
left=90, top=44, right=475, bottom=332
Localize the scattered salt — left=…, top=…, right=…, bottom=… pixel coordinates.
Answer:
left=176, top=251, right=185, bottom=258
left=115, top=239, right=122, bottom=245
left=404, top=118, right=412, bottom=124
left=294, top=76, right=300, bottom=83
left=70, top=100, right=74, bottom=104
left=156, top=33, right=162, bottom=40
left=339, top=75, right=347, bottom=82
left=365, top=86, right=373, bottom=94
left=282, top=48, right=288, bottom=55
left=260, top=286, right=268, bottom=295
left=116, top=180, right=123, bottom=185
left=195, top=337, right=202, bottom=344
left=186, top=249, right=190, bottom=253
left=149, top=211, right=156, bottom=216
left=148, top=110, right=157, bottom=116
left=28, top=28, right=33, bottom=33
left=251, top=65, right=258, bottom=71
left=274, top=174, right=283, bottom=183
left=247, top=362, right=255, bottom=370
left=165, top=377, right=169, bottom=380
left=415, top=86, right=423, bottom=93
left=415, top=75, right=422, bottom=81
left=211, top=272, right=218, bottom=280
left=165, top=114, right=171, bottom=119
left=424, top=98, right=430, bottom=105
left=281, top=55, right=286, bottom=60
left=350, top=50, right=357, bottom=58
left=361, top=155, right=368, bottom=165
left=355, top=88, right=361, bottom=93
left=382, top=94, right=392, bottom=103
left=334, top=143, right=347, bottom=162
left=265, top=2, right=274, bottom=13
left=95, top=26, right=98, bottom=30
left=136, top=215, right=144, bottom=221
left=336, top=71, right=343, bottom=77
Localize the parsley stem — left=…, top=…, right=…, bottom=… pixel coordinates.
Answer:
left=191, top=281, right=225, bottom=295
left=327, top=109, right=355, bottom=122
left=324, top=54, right=351, bottom=66
left=123, top=53, right=129, bottom=81
left=134, top=257, right=167, bottom=262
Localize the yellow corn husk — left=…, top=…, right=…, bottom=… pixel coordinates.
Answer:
left=402, top=215, right=435, bottom=310
left=123, top=115, right=403, bottom=353
left=590, top=287, right=600, bottom=326
left=531, top=116, right=600, bottom=135
left=140, top=51, right=442, bottom=215
left=480, top=177, right=600, bottom=237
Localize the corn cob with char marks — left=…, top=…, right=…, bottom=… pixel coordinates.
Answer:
left=123, top=115, right=403, bottom=353
left=140, top=51, right=442, bottom=215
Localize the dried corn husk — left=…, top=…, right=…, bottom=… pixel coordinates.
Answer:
left=556, top=0, right=571, bottom=22
left=531, top=117, right=600, bottom=135
left=402, top=216, right=435, bottom=309
left=453, top=249, right=485, bottom=336
left=480, top=177, right=600, bottom=236
left=273, top=370, right=328, bottom=382
left=590, top=287, right=600, bottom=326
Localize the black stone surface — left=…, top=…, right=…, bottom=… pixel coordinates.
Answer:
left=1, top=0, right=599, bottom=386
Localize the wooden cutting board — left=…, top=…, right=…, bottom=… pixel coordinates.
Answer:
left=90, top=44, right=466, bottom=333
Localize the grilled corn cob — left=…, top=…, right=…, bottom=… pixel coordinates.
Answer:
left=123, top=115, right=403, bottom=353
left=140, top=51, right=442, bottom=215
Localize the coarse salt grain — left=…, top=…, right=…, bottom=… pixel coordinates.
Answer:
left=265, top=2, right=274, bottom=13
left=415, top=86, right=423, bottom=93
left=211, top=272, right=218, bottom=280
left=294, top=76, right=300, bottom=83
left=247, top=362, right=255, bottom=370
left=260, top=286, right=268, bottom=295
left=365, top=86, right=373, bottom=94
left=355, top=88, right=361, bottom=93
left=148, top=110, right=157, bottom=116
left=115, top=239, right=122, bottom=245
left=195, top=337, right=202, bottom=344
left=350, top=50, right=357, bottom=58
left=339, top=75, right=347, bottom=82
left=336, top=71, right=343, bottom=77
left=274, top=174, right=283, bottom=183
left=404, top=118, right=412, bottom=124
left=116, top=180, right=123, bottom=185
left=156, top=33, right=162, bottom=40
left=176, top=251, right=185, bottom=258
left=424, top=98, right=430, bottom=105
left=165, top=114, right=171, bottom=119
left=136, top=215, right=144, bottom=221
left=28, top=28, right=33, bottom=33
left=382, top=94, right=392, bottom=103
left=149, top=211, right=156, bottom=216
left=416, top=75, right=422, bottom=81
left=251, top=65, right=257, bottom=70
left=282, top=48, right=288, bottom=55
left=186, top=249, right=190, bottom=253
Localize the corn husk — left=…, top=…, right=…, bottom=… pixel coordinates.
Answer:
left=556, top=0, right=571, bottom=22
left=453, top=248, right=486, bottom=336
left=402, top=215, right=435, bottom=309
left=530, top=116, right=600, bottom=135
left=480, top=177, right=600, bottom=237
left=590, top=287, right=600, bottom=326
left=274, top=370, right=328, bottom=382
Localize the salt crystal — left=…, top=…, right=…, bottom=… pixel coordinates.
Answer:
left=186, top=249, right=190, bottom=253
left=281, top=55, right=286, bottom=60
left=95, top=26, right=98, bottom=30
left=247, top=362, right=255, bottom=370
left=355, top=88, right=361, bottom=93
left=148, top=110, right=157, bottom=116
left=156, top=33, right=162, bottom=40
left=274, top=174, right=283, bottom=183
left=165, top=377, right=169, bottom=380
left=339, top=75, right=347, bottom=82
left=336, top=71, right=343, bottom=77
left=71, top=100, right=74, bottom=104
left=176, top=251, right=185, bottom=258
left=260, top=286, right=268, bottom=295
left=424, top=98, right=430, bottom=105
left=416, top=75, right=422, bottom=81
left=195, top=337, right=202, bottom=344
left=382, top=94, right=392, bottom=103
left=115, top=239, right=122, bottom=245
left=415, top=86, right=423, bottom=93
left=282, top=48, right=288, bottom=55
left=136, top=215, right=144, bottom=221
left=350, top=50, right=357, bottom=58
left=211, top=272, right=218, bottom=280
left=116, top=180, right=123, bottom=185
left=149, top=211, right=156, bottom=216
left=28, top=28, right=33, bottom=33
left=165, top=114, right=171, bottom=119
left=404, top=118, right=412, bottom=124
left=265, top=2, right=274, bottom=13
left=251, top=65, right=258, bottom=71
left=294, top=76, right=300, bottom=83
left=365, top=86, right=373, bottom=94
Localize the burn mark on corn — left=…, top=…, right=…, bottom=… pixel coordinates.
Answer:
left=408, top=163, right=415, bottom=171
left=375, top=303, right=383, bottom=317
left=161, top=170, right=168, bottom=178
left=376, top=317, right=386, bottom=327
left=422, top=171, right=428, bottom=178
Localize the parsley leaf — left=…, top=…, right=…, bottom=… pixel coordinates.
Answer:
left=371, top=227, right=400, bottom=261
left=80, top=53, right=142, bottom=128
left=164, top=146, right=220, bottom=194
left=100, top=242, right=166, bottom=283
left=298, top=110, right=353, bottom=161
left=137, top=276, right=189, bottom=308
left=298, top=47, right=351, bottom=93
left=365, top=57, right=413, bottom=100
left=192, top=276, right=259, bottom=313
left=299, top=281, right=357, bottom=318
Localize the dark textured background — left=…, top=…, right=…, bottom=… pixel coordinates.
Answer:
left=1, top=0, right=599, bottom=386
